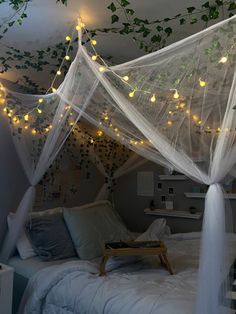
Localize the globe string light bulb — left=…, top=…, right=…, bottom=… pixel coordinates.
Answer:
left=99, top=66, right=106, bottom=72
left=129, top=90, right=135, bottom=98
left=65, top=55, right=70, bottom=61
left=219, top=56, right=228, bottom=64
left=150, top=94, right=156, bottom=103
left=173, top=89, right=180, bottom=99
left=24, top=114, right=29, bottom=121
left=123, top=75, right=129, bottom=81
left=65, top=36, right=71, bottom=42
left=38, top=98, right=43, bottom=104
left=90, top=39, right=97, bottom=46
left=199, top=78, right=206, bottom=87
left=92, top=55, right=97, bottom=61
left=57, top=70, right=62, bottom=76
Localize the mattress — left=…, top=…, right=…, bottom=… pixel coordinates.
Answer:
left=9, top=255, right=78, bottom=279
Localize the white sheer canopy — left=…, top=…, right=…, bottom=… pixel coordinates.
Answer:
left=0, top=14, right=236, bottom=314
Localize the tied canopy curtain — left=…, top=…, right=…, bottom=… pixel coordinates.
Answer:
left=0, top=13, right=236, bottom=314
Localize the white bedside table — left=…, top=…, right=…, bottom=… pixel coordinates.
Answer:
left=0, top=263, right=14, bottom=314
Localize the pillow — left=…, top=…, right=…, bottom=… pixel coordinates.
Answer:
left=7, top=207, right=63, bottom=259
left=63, top=200, right=132, bottom=260
left=26, top=213, right=76, bottom=261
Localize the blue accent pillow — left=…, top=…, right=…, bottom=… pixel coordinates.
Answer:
left=26, top=213, right=76, bottom=261
left=63, top=201, right=132, bottom=260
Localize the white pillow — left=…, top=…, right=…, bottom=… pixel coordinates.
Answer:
left=7, top=207, right=63, bottom=260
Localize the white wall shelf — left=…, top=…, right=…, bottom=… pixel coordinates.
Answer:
left=184, top=193, right=236, bottom=199
left=158, top=175, right=187, bottom=181
left=144, top=208, right=202, bottom=219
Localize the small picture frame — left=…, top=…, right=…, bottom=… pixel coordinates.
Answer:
left=168, top=187, right=174, bottom=195
left=157, top=182, right=162, bottom=191
left=161, top=195, right=166, bottom=203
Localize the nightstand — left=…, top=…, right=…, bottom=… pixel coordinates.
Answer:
left=0, top=263, right=14, bottom=314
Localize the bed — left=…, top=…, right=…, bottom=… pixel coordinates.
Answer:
left=11, top=233, right=211, bottom=314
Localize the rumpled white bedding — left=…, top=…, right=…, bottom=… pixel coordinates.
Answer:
left=19, top=233, right=201, bottom=314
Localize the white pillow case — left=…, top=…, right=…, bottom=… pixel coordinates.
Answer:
left=7, top=207, right=63, bottom=260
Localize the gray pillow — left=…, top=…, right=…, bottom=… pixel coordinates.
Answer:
left=26, top=213, right=76, bottom=261
left=63, top=200, right=132, bottom=260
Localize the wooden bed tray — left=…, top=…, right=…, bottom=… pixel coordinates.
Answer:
left=99, top=240, right=174, bottom=276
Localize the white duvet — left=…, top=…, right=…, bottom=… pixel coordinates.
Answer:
left=19, top=233, right=204, bottom=314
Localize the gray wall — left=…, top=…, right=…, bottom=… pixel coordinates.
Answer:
left=113, top=161, right=236, bottom=233
left=0, top=118, right=28, bottom=248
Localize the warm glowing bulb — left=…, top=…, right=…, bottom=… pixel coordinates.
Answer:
left=90, top=39, right=97, bottom=45
left=45, top=128, right=49, bottom=132
left=3, top=107, right=7, bottom=112
left=104, top=115, right=109, bottom=120
left=37, top=108, right=42, bottom=114
left=65, top=55, right=70, bottom=61
left=76, top=25, right=81, bottom=31
left=32, top=129, right=37, bottom=135
left=179, top=102, right=185, bottom=108
left=65, top=36, right=71, bottom=41
left=167, top=121, right=173, bottom=126
left=97, top=130, right=103, bottom=137
left=140, top=140, right=144, bottom=145
left=99, top=66, right=106, bottom=72
left=129, top=90, right=135, bottom=98
left=92, top=55, right=97, bottom=61
left=24, top=125, right=29, bottom=130
left=0, top=98, right=5, bottom=105
left=24, top=114, right=29, bottom=121
left=219, top=56, right=228, bottom=64
left=8, top=112, right=12, bottom=117
left=173, top=90, right=179, bottom=99
left=150, top=94, right=156, bottom=103
left=168, top=111, right=172, bottom=115
left=199, top=79, right=206, bottom=87
left=198, top=120, right=202, bottom=125
left=192, top=115, right=199, bottom=121
left=52, top=87, right=57, bottom=93
left=123, top=76, right=129, bottom=81
left=186, top=109, right=190, bottom=115
left=57, top=70, right=62, bottom=76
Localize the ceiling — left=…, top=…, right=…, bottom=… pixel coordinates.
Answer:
left=0, top=0, right=219, bottom=86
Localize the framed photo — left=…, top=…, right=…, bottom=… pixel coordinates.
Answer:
left=168, top=187, right=174, bottom=195
left=157, top=182, right=162, bottom=191
left=165, top=201, right=173, bottom=210
left=161, top=195, right=166, bottom=203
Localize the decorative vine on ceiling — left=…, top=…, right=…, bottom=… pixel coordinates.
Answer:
left=0, top=0, right=235, bottom=93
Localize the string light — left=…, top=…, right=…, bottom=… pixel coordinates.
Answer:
left=90, top=39, right=97, bottom=46
left=92, top=55, right=98, bottom=61
left=37, top=108, right=42, bottom=114
left=97, top=130, right=103, bottom=137
left=167, top=121, right=173, bottom=126
left=219, top=56, right=228, bottom=64
left=123, top=76, right=129, bottom=81
left=129, top=90, right=135, bottom=98
left=38, top=98, right=43, bottom=104
left=199, top=79, right=206, bottom=87
left=173, top=90, right=180, bottom=99
left=52, top=87, right=57, bottom=93
left=65, top=55, right=70, bottom=61
left=65, top=36, right=71, bottom=42
left=24, top=114, right=29, bottom=121
left=150, top=94, right=156, bottom=103
left=57, top=70, right=62, bottom=76
left=32, top=129, right=37, bottom=135
left=0, top=98, right=5, bottom=105
left=99, top=66, right=106, bottom=72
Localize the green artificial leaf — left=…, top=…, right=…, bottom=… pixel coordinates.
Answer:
left=156, top=25, right=163, bottom=31
left=179, top=18, right=186, bottom=25
left=121, top=0, right=130, bottom=7
left=111, top=14, right=119, bottom=24
left=209, top=7, right=219, bottom=19
left=187, top=6, right=196, bottom=13
left=202, top=1, right=210, bottom=8
left=164, top=27, right=172, bottom=36
left=190, top=17, right=198, bottom=24
left=8, top=21, right=15, bottom=27
left=215, top=0, right=223, bottom=6
left=228, top=2, right=236, bottom=10
left=107, top=2, right=116, bottom=12
left=201, top=14, right=209, bottom=22
left=126, top=8, right=134, bottom=15
left=151, top=34, right=161, bottom=43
